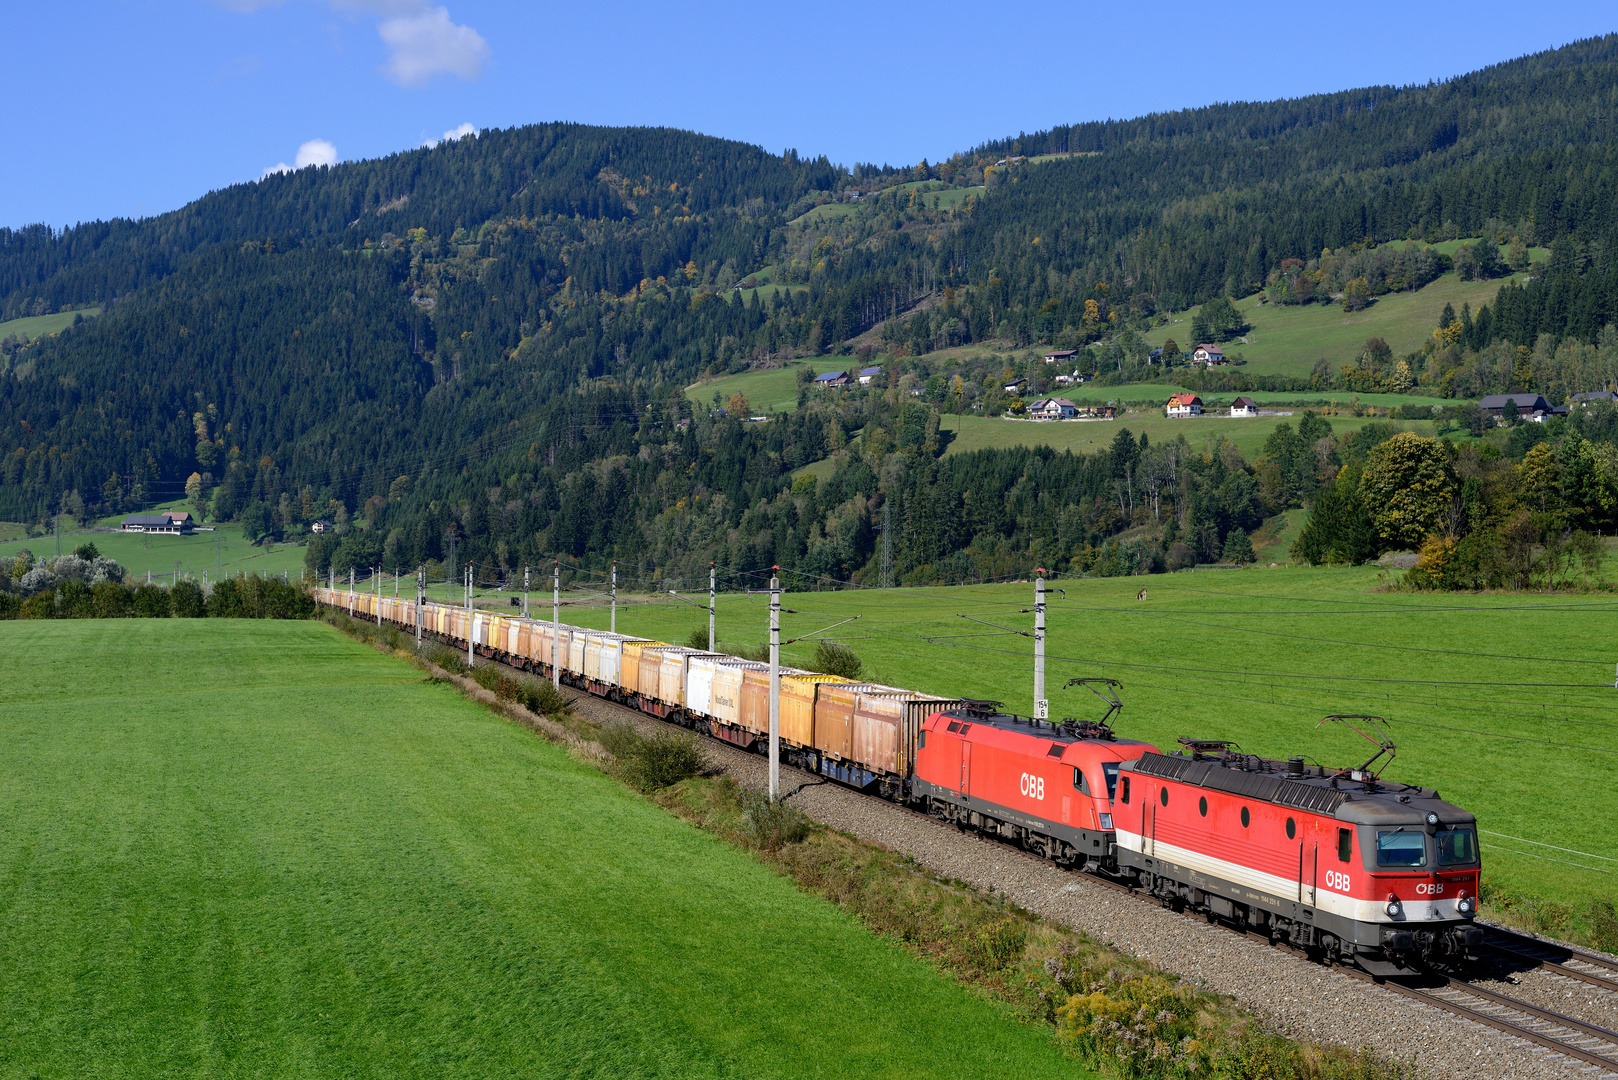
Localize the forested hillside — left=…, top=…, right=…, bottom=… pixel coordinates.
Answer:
left=6, top=36, right=1618, bottom=587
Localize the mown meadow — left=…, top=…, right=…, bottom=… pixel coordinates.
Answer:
left=563, top=565, right=1618, bottom=924
left=0, top=619, right=1093, bottom=1078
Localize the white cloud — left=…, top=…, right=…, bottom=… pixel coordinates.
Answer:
left=423, top=122, right=478, bottom=148
left=377, top=7, right=488, bottom=86
left=218, top=1, right=489, bottom=86
left=295, top=138, right=339, bottom=168
left=262, top=138, right=339, bottom=178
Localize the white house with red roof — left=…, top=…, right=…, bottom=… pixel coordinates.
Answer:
left=1165, top=393, right=1203, bottom=418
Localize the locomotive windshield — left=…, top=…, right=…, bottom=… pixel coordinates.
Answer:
left=1376, top=831, right=1427, bottom=867
left=1101, top=761, right=1120, bottom=801
left=1437, top=827, right=1478, bottom=865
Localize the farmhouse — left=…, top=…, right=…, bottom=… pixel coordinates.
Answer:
left=311, top=519, right=335, bottom=534
left=1192, top=344, right=1227, bottom=365
left=1029, top=397, right=1078, bottom=420
left=1003, top=377, right=1028, bottom=393
left=1572, top=390, right=1618, bottom=406
left=1043, top=349, right=1078, bottom=364
left=121, top=513, right=192, bottom=534
left=857, top=365, right=883, bottom=385
left=1053, top=371, right=1084, bottom=386
left=1480, top=393, right=1554, bottom=422
left=813, top=370, right=851, bottom=388
left=1165, top=393, right=1203, bottom=418
left=1230, top=396, right=1259, bottom=417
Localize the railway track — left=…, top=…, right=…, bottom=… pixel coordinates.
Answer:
left=623, top=695, right=1618, bottom=1075
left=1478, top=925, right=1618, bottom=995
left=449, top=641, right=1618, bottom=1076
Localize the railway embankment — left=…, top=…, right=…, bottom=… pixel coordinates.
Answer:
left=323, top=609, right=1614, bottom=1080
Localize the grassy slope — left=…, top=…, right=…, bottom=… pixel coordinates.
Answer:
left=567, top=569, right=1618, bottom=909
left=1143, top=251, right=1546, bottom=379
left=1050, top=383, right=1468, bottom=408
left=685, top=360, right=849, bottom=414
left=940, top=412, right=1437, bottom=460
left=0, top=517, right=311, bottom=581
left=0, top=306, right=102, bottom=343
left=0, top=619, right=1089, bottom=1078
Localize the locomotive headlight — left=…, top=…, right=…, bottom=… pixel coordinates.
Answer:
left=1425, top=812, right=1439, bottom=826
left=1458, top=895, right=1476, bottom=916
left=1385, top=895, right=1403, bottom=918
left=1099, top=813, right=1114, bottom=830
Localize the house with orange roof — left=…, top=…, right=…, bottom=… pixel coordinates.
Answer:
left=1165, top=393, right=1203, bottom=418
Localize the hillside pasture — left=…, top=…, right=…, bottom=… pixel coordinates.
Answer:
left=1144, top=271, right=1523, bottom=378
left=939, top=412, right=1440, bottom=461
left=0, top=619, right=1091, bottom=1078
left=0, top=305, right=102, bottom=344
left=685, top=359, right=848, bottom=415
left=0, top=517, right=311, bottom=582
left=567, top=568, right=1618, bottom=912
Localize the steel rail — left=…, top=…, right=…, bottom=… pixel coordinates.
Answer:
left=343, top=598, right=1618, bottom=1076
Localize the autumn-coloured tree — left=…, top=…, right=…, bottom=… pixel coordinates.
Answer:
left=1359, top=433, right=1456, bottom=548
left=727, top=392, right=751, bottom=417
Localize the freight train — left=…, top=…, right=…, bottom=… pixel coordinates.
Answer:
left=318, top=587, right=1482, bottom=976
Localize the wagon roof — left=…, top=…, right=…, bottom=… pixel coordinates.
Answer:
left=1125, top=751, right=1474, bottom=825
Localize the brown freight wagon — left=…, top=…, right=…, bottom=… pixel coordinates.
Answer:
left=777, top=674, right=850, bottom=749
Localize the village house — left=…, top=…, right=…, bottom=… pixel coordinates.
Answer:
left=813, top=370, right=851, bottom=389
left=1480, top=393, right=1556, bottom=422
left=1029, top=397, right=1078, bottom=420
left=1572, top=390, right=1618, bottom=406
left=1229, top=396, right=1259, bottom=417
left=1042, top=349, right=1078, bottom=365
left=311, top=519, right=335, bottom=534
left=1165, top=393, right=1203, bottom=418
left=121, top=512, right=192, bottom=534
left=857, top=365, right=882, bottom=385
left=1053, top=371, right=1085, bottom=387
left=1192, top=344, right=1227, bottom=365
left=1003, top=377, right=1028, bottom=394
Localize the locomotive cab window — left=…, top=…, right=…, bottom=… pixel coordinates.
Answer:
left=1101, top=761, right=1121, bottom=800
left=1337, top=828, right=1352, bottom=863
left=918, top=730, right=926, bottom=748
left=1377, top=830, right=1427, bottom=867
left=1120, top=777, right=1130, bottom=804
left=1073, top=769, right=1090, bottom=795
left=1159, top=786, right=1168, bottom=807
left=1437, top=827, right=1478, bottom=865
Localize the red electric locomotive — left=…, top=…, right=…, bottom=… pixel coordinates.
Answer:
left=1113, top=735, right=1482, bottom=975
left=913, top=702, right=1159, bottom=870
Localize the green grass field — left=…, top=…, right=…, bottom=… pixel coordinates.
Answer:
left=686, top=359, right=850, bottom=414
left=0, top=516, right=311, bottom=582
left=1049, top=382, right=1463, bottom=409
left=940, top=412, right=1440, bottom=460
left=0, top=619, right=1091, bottom=1077
left=567, top=568, right=1618, bottom=910
left=0, top=305, right=102, bottom=344
left=1144, top=270, right=1526, bottom=378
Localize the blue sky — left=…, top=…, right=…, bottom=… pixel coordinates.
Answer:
left=5, top=2, right=1616, bottom=229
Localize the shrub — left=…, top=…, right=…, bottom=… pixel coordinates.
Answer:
left=426, top=646, right=467, bottom=674
left=19, top=589, right=56, bottom=619
left=601, top=723, right=707, bottom=792
left=964, top=918, right=1028, bottom=973
left=58, top=579, right=93, bottom=617
left=0, top=593, right=18, bottom=620
left=92, top=581, right=132, bottom=618
left=517, top=678, right=569, bottom=717
left=739, top=789, right=812, bottom=850
left=170, top=580, right=206, bottom=618
left=812, top=639, right=864, bottom=679
left=131, top=583, right=172, bottom=618
left=686, top=625, right=711, bottom=650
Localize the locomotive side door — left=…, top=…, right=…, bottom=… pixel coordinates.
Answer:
left=959, top=740, right=971, bottom=796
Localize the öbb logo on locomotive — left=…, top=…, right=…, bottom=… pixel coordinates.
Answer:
left=325, top=589, right=1486, bottom=978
